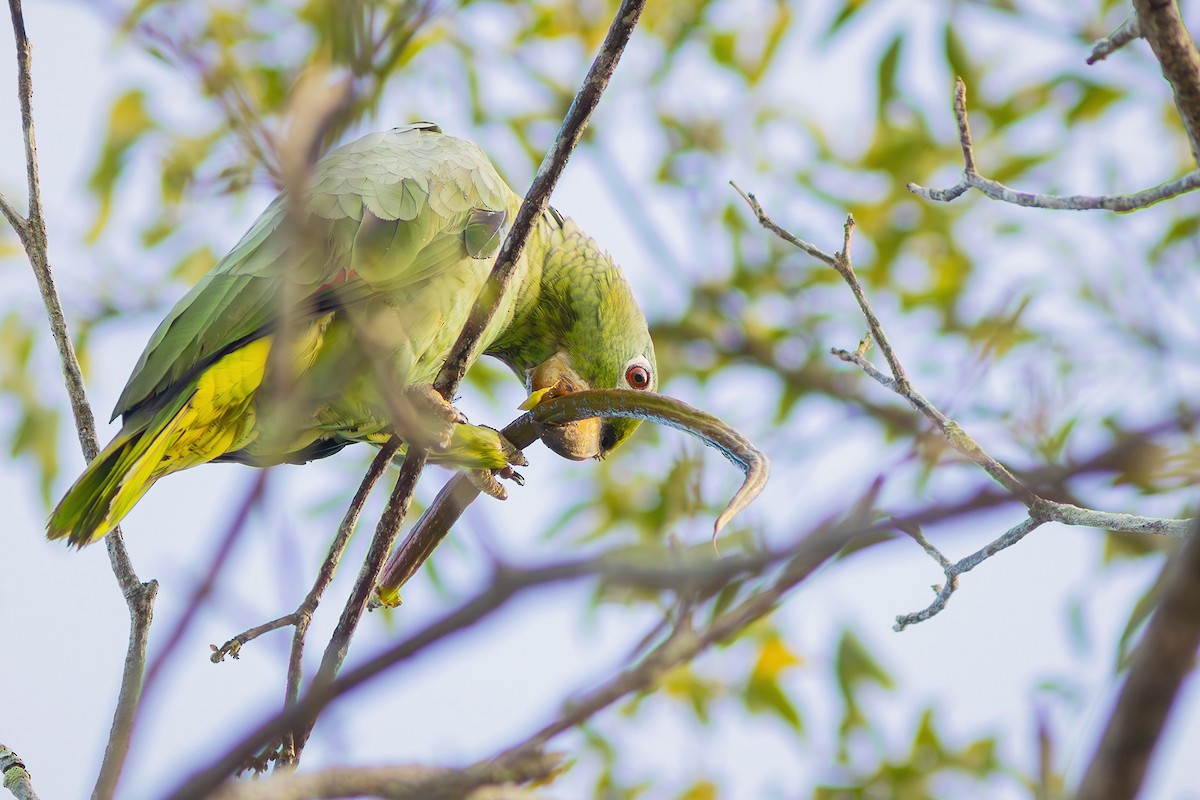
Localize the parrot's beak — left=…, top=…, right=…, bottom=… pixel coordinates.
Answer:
left=522, top=354, right=603, bottom=461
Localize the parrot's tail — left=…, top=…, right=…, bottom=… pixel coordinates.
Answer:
left=47, top=424, right=167, bottom=548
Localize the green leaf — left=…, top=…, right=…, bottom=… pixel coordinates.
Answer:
left=876, top=33, right=903, bottom=118
left=87, top=88, right=156, bottom=242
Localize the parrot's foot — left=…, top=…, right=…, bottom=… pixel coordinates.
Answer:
left=397, top=384, right=467, bottom=450
left=426, top=423, right=527, bottom=499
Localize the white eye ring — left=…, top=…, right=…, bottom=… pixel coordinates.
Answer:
left=621, top=355, right=653, bottom=390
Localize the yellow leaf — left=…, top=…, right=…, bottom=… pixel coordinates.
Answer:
left=677, top=780, right=718, bottom=800
left=752, top=635, right=802, bottom=681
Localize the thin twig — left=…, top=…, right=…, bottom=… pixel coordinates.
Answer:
left=907, top=78, right=1200, bottom=210
left=277, top=439, right=399, bottom=764
left=1088, top=15, right=1142, bottom=65
left=433, top=0, right=648, bottom=398
left=1, top=4, right=156, bottom=798
left=168, top=438, right=1183, bottom=800
left=1076, top=519, right=1200, bottom=800
left=893, top=516, right=1045, bottom=630
left=210, top=614, right=299, bottom=663
left=0, top=745, right=39, bottom=800
left=832, top=348, right=1042, bottom=508
left=730, top=182, right=835, bottom=267
left=731, top=186, right=911, bottom=391
left=290, top=0, right=649, bottom=763
left=205, top=443, right=396, bottom=769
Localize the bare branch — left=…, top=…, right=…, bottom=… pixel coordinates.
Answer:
left=1077, top=519, right=1200, bottom=800
left=1, top=3, right=156, bottom=798
left=168, top=435, right=1185, bottom=800
left=433, top=0, right=648, bottom=398
left=0, top=192, right=25, bottom=234
left=1133, top=0, right=1200, bottom=164
left=894, top=516, right=1045, bottom=630
left=736, top=189, right=1194, bottom=625
left=730, top=182, right=836, bottom=267
left=1088, top=15, right=1142, bottom=64
left=0, top=745, right=39, bottom=800
left=908, top=78, right=1200, bottom=211
left=207, top=751, right=559, bottom=800
left=210, top=613, right=299, bottom=663
left=277, top=439, right=399, bottom=766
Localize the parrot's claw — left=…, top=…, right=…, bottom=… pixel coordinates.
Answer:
left=498, top=465, right=525, bottom=486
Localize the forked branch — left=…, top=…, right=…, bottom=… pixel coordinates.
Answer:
left=908, top=78, right=1200, bottom=211
left=734, top=186, right=1193, bottom=628
left=1, top=2, right=156, bottom=798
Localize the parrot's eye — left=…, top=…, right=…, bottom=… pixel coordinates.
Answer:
left=625, top=364, right=651, bottom=390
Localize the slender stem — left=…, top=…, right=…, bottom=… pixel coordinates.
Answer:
left=907, top=78, right=1200, bottom=210
left=1, top=3, right=155, bottom=798
left=432, top=0, right=649, bottom=397
left=205, top=752, right=559, bottom=800
left=276, top=439, right=398, bottom=764
left=736, top=187, right=1195, bottom=630
left=166, top=529, right=848, bottom=800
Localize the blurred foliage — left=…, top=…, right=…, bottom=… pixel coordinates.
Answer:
left=6, top=0, right=1200, bottom=796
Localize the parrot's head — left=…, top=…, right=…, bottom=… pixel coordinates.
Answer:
left=516, top=216, right=657, bottom=461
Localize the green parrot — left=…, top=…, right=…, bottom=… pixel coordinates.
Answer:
left=48, top=122, right=657, bottom=547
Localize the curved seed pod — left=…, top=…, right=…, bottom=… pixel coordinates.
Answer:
left=531, top=389, right=770, bottom=547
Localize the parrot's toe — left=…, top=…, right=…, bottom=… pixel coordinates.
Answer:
left=467, top=468, right=510, bottom=500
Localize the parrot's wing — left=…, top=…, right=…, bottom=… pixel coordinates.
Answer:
left=113, top=123, right=518, bottom=422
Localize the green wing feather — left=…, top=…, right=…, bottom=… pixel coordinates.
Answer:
left=112, top=123, right=519, bottom=422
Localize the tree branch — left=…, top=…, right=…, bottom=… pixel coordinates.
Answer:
left=907, top=78, right=1200, bottom=211
left=1132, top=0, right=1200, bottom=164
left=207, top=751, right=559, bottom=800
left=289, top=0, right=649, bottom=764
left=1076, top=518, right=1200, bottom=800
left=491, top=520, right=857, bottom=765
left=735, top=187, right=1194, bottom=627
left=1088, top=15, right=1142, bottom=65
left=1, top=3, right=156, bottom=798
